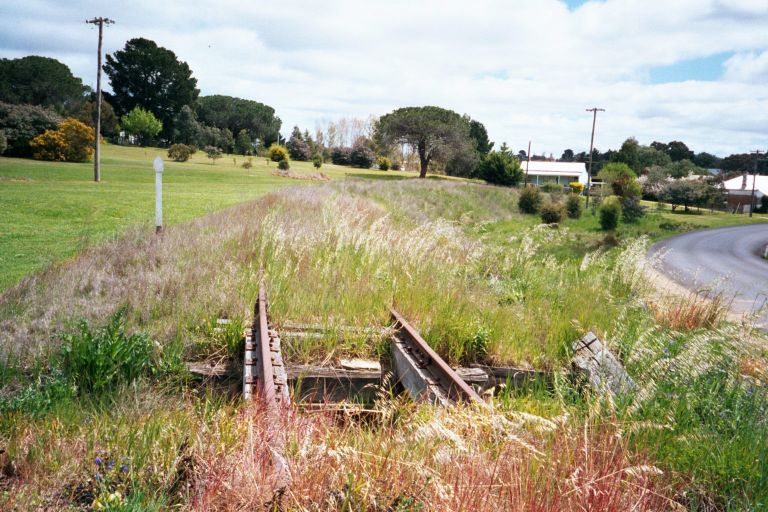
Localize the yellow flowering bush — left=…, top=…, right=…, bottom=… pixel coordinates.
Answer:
left=31, top=118, right=94, bottom=162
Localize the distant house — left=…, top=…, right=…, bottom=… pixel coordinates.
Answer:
left=521, top=161, right=589, bottom=187
left=723, top=174, right=768, bottom=213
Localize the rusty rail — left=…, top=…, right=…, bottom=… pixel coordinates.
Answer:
left=243, top=285, right=289, bottom=404
left=390, top=308, right=481, bottom=405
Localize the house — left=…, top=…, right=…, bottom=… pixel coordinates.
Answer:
left=521, top=161, right=589, bottom=187
left=723, top=174, right=768, bottom=213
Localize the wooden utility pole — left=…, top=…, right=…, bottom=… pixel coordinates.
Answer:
left=585, top=107, right=605, bottom=208
left=85, top=17, right=114, bottom=183
left=749, top=150, right=764, bottom=217
left=525, top=140, right=531, bottom=186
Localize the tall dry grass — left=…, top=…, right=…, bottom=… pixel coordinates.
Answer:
left=190, top=401, right=677, bottom=511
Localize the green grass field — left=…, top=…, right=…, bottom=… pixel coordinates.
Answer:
left=0, top=144, right=412, bottom=290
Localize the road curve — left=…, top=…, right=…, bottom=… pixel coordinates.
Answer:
left=648, top=224, right=768, bottom=329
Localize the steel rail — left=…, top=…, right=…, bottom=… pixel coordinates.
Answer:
left=244, top=285, right=289, bottom=404
left=390, top=308, right=482, bottom=404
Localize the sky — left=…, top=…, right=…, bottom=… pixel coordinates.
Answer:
left=1, top=0, right=767, bottom=157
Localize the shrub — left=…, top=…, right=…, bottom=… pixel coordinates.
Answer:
left=0, top=129, right=7, bottom=154
left=30, top=129, right=66, bottom=161
left=30, top=118, right=94, bottom=162
left=569, top=181, right=585, bottom=194
left=565, top=194, right=582, bottom=219
left=540, top=182, right=562, bottom=193
left=350, top=143, right=375, bottom=168
left=268, top=143, right=289, bottom=162
left=168, top=143, right=194, bottom=162
left=598, top=162, right=640, bottom=199
left=277, top=159, right=290, bottom=170
left=540, top=202, right=565, bottom=224
left=59, top=310, right=155, bottom=395
left=599, top=195, right=622, bottom=230
left=241, top=157, right=253, bottom=169
left=0, top=101, right=62, bottom=157
left=477, top=151, right=523, bottom=186
left=377, top=156, right=392, bottom=171
left=331, top=146, right=351, bottom=165
left=621, top=197, right=646, bottom=223
left=204, top=145, right=222, bottom=164
left=312, top=154, right=323, bottom=169
left=391, top=161, right=401, bottom=171
left=518, top=186, right=543, bottom=214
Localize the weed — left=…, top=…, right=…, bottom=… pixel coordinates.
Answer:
left=60, top=309, right=156, bottom=394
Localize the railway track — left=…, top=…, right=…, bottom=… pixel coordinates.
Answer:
left=241, top=278, right=538, bottom=407
left=390, top=308, right=482, bottom=405
left=242, top=284, right=289, bottom=404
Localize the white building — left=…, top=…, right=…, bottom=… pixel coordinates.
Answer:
left=723, top=174, right=768, bottom=213
left=521, top=161, right=589, bottom=187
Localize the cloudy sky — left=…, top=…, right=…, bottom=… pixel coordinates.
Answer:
left=1, top=0, right=767, bottom=156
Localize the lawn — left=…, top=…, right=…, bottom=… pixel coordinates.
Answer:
left=0, top=144, right=411, bottom=290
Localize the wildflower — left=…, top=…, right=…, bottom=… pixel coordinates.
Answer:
left=120, top=465, right=129, bottom=473
left=95, top=473, right=102, bottom=482
left=95, top=457, right=102, bottom=466
left=107, top=462, right=114, bottom=471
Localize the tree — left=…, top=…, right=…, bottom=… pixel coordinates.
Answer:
left=668, top=159, right=704, bottom=179
left=721, top=153, right=753, bottom=172
left=121, top=107, right=162, bottom=146
left=350, top=140, right=375, bottom=168
left=642, top=165, right=671, bottom=199
left=693, top=152, right=721, bottom=169
left=286, top=126, right=311, bottom=160
left=31, top=118, right=94, bottom=162
left=637, top=146, right=671, bottom=171
left=614, top=137, right=640, bottom=173
left=667, top=140, right=694, bottom=162
left=74, top=97, right=120, bottom=137
left=204, top=145, right=222, bottom=164
left=376, top=106, right=473, bottom=178
left=104, top=38, right=199, bottom=140
left=476, top=151, right=523, bottom=186
left=331, top=147, right=352, bottom=165
left=561, top=149, right=575, bottom=162
left=172, top=105, right=201, bottom=146
left=598, top=163, right=640, bottom=199
left=196, top=95, right=281, bottom=147
left=0, top=56, right=88, bottom=111
left=0, top=130, right=6, bottom=155
left=0, top=101, right=62, bottom=157
left=660, top=179, right=706, bottom=212
left=312, top=154, right=323, bottom=169
left=468, top=118, right=493, bottom=156
left=235, top=129, right=253, bottom=155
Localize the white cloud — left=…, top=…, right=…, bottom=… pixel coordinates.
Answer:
left=1, top=0, right=767, bottom=156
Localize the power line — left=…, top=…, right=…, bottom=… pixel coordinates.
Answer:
left=85, top=17, right=114, bottom=183
left=584, top=107, right=605, bottom=208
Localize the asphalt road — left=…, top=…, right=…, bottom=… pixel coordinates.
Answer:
left=648, top=224, right=768, bottom=329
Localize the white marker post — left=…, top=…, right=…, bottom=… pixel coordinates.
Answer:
left=154, top=156, right=163, bottom=234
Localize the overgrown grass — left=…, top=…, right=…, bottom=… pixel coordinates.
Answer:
left=0, top=144, right=412, bottom=290
left=1, top=178, right=767, bottom=509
